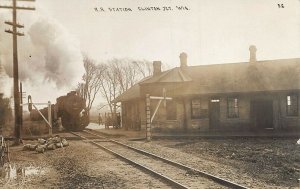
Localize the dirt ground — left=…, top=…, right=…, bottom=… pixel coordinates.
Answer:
left=0, top=135, right=299, bottom=189
left=0, top=140, right=172, bottom=189
left=124, top=138, right=300, bottom=188
left=164, top=138, right=300, bottom=188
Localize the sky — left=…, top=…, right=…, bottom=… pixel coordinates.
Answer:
left=0, top=0, right=300, bottom=105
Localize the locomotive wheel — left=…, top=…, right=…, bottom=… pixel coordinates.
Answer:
left=61, top=113, right=73, bottom=131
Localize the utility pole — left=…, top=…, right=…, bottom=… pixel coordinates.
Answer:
left=0, top=0, right=35, bottom=145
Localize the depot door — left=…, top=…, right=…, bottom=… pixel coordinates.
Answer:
left=209, top=99, right=220, bottom=130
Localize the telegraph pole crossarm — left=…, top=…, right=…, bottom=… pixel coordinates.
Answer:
left=0, top=0, right=35, bottom=145
left=4, top=21, right=24, bottom=28
left=0, top=5, right=35, bottom=10
left=4, top=29, right=24, bottom=36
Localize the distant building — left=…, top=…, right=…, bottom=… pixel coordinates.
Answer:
left=113, top=46, right=300, bottom=133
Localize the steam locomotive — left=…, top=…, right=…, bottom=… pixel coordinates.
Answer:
left=29, top=91, right=89, bottom=131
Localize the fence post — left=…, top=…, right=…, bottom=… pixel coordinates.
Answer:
left=146, top=94, right=151, bottom=141
left=48, top=101, right=52, bottom=137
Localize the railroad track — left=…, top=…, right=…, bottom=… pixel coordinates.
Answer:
left=71, top=130, right=249, bottom=189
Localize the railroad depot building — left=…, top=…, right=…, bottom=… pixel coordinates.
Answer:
left=113, top=46, right=300, bottom=133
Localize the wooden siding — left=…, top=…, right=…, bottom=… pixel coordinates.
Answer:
left=121, top=91, right=300, bottom=132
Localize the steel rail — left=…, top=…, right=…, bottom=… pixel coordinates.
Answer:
left=83, top=130, right=250, bottom=189
left=70, top=131, right=189, bottom=189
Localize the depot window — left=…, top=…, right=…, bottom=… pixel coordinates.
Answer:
left=287, top=95, right=298, bottom=116
left=227, top=97, right=239, bottom=118
left=191, top=99, right=208, bottom=119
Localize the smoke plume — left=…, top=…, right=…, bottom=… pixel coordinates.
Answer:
left=0, top=14, right=84, bottom=97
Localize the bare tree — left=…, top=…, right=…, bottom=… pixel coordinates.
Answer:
left=99, top=59, right=152, bottom=113
left=111, top=59, right=141, bottom=93
left=99, top=63, right=117, bottom=114
left=77, top=55, right=106, bottom=116
left=132, top=60, right=153, bottom=78
left=77, top=56, right=154, bottom=126
left=97, top=58, right=153, bottom=127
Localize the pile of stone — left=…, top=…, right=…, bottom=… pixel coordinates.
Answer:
left=23, top=135, right=69, bottom=153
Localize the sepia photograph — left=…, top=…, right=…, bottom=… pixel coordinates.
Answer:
left=0, top=0, right=299, bottom=188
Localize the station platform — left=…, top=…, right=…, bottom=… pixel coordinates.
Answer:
left=89, top=123, right=145, bottom=139
left=89, top=123, right=300, bottom=140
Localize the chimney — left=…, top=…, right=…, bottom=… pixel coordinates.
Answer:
left=153, top=61, right=162, bottom=76
left=180, top=52, right=188, bottom=68
left=249, top=45, right=257, bottom=63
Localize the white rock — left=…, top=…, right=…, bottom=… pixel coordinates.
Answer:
left=36, top=145, right=45, bottom=153
left=38, top=138, right=46, bottom=144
